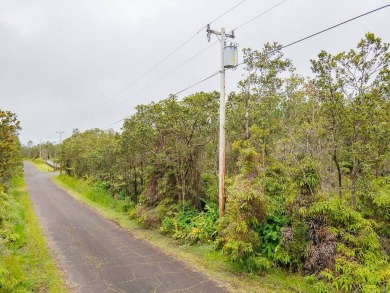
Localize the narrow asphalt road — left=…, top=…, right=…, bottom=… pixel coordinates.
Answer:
left=24, top=162, right=227, bottom=293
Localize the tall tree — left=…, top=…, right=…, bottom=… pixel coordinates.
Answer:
left=311, top=33, right=390, bottom=206
left=0, top=110, right=21, bottom=185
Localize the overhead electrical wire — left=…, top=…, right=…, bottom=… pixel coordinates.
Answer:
left=100, top=0, right=294, bottom=129
left=275, top=3, right=390, bottom=52
left=231, top=0, right=289, bottom=32
left=71, top=0, right=249, bottom=129
left=102, top=70, right=222, bottom=129
left=102, top=3, right=390, bottom=129
left=207, top=0, right=248, bottom=27
left=89, top=40, right=218, bottom=122
left=174, top=70, right=221, bottom=96
left=235, top=3, right=390, bottom=67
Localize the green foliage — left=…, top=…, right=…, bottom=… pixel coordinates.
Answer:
left=296, top=163, right=319, bottom=191
left=276, top=221, right=310, bottom=270
left=258, top=215, right=286, bottom=259
left=0, top=188, right=22, bottom=244
left=33, top=33, right=390, bottom=290
left=121, top=92, right=219, bottom=206
left=364, top=176, right=390, bottom=222
left=62, top=128, right=117, bottom=179
left=313, top=281, right=330, bottom=293
left=0, top=176, right=68, bottom=292
left=160, top=203, right=218, bottom=244
left=216, top=142, right=269, bottom=272
left=186, top=205, right=218, bottom=243
left=308, top=197, right=390, bottom=291
left=200, top=173, right=218, bottom=204
left=0, top=187, right=23, bottom=291
left=264, top=163, right=288, bottom=197
left=0, top=110, right=21, bottom=186
left=58, top=175, right=135, bottom=214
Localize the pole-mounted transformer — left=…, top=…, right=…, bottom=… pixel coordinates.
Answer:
left=223, top=42, right=238, bottom=69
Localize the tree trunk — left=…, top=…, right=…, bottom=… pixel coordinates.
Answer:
left=133, top=164, right=138, bottom=197
left=141, top=156, right=145, bottom=189
left=245, top=81, right=250, bottom=140
left=332, top=150, right=342, bottom=197
left=351, top=158, right=358, bottom=209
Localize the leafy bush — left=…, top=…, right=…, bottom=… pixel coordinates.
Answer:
left=274, top=221, right=310, bottom=271
left=0, top=187, right=23, bottom=291
left=131, top=204, right=160, bottom=229
left=216, top=141, right=268, bottom=272
left=200, top=173, right=218, bottom=204
left=308, top=197, right=390, bottom=292
left=258, top=215, right=286, bottom=259
left=216, top=176, right=268, bottom=271
left=187, top=204, right=218, bottom=243
left=160, top=203, right=218, bottom=244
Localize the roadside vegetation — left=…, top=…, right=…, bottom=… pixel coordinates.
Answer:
left=53, top=173, right=313, bottom=292
left=0, top=110, right=68, bottom=292
left=32, top=158, right=55, bottom=172
left=26, top=33, right=390, bottom=292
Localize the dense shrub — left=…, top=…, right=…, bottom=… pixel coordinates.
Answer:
left=216, top=142, right=269, bottom=272
left=160, top=203, right=218, bottom=244
left=309, top=197, right=390, bottom=292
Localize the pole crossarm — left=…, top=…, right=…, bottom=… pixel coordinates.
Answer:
left=207, top=24, right=235, bottom=41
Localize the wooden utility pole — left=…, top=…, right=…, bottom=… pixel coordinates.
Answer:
left=38, top=138, right=43, bottom=159
left=206, top=25, right=235, bottom=218
left=56, top=131, right=64, bottom=175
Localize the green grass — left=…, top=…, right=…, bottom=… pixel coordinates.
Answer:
left=53, top=174, right=314, bottom=293
left=0, top=175, right=69, bottom=292
left=31, top=158, right=54, bottom=172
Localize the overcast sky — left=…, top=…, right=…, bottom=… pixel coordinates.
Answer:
left=1, top=0, right=389, bottom=144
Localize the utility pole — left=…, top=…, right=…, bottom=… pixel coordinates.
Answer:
left=56, top=131, right=64, bottom=174
left=38, top=138, right=42, bottom=159
left=207, top=25, right=235, bottom=218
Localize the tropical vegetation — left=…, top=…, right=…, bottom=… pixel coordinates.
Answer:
left=0, top=110, right=68, bottom=292
left=25, top=33, right=390, bottom=292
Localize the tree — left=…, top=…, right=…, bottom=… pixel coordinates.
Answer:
left=240, top=43, right=294, bottom=165
left=311, top=33, right=390, bottom=207
left=0, top=110, right=21, bottom=185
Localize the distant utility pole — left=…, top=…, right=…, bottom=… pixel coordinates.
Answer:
left=56, top=131, right=64, bottom=144
left=56, top=131, right=64, bottom=174
left=38, top=138, right=43, bottom=159
left=206, top=25, right=236, bottom=218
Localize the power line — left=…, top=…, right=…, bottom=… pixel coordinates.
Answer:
left=72, top=0, right=249, bottom=128
left=174, top=70, right=221, bottom=96
left=101, top=3, right=390, bottom=131
left=73, top=36, right=201, bottom=127
left=236, top=3, right=390, bottom=67
left=109, top=2, right=390, bottom=129
left=208, top=0, right=248, bottom=27
left=279, top=4, right=390, bottom=51
left=83, top=41, right=218, bottom=127
left=232, top=0, right=289, bottom=32
left=102, top=70, right=221, bottom=129
left=100, top=1, right=295, bottom=130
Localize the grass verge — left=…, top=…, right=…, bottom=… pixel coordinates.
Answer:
left=31, top=158, right=54, bottom=172
left=0, top=175, right=68, bottom=292
left=53, top=174, right=314, bottom=293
